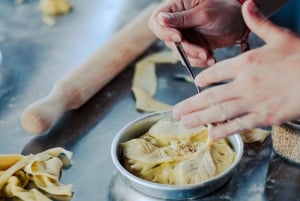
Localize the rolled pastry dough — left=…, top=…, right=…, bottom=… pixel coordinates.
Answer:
left=121, top=118, right=235, bottom=185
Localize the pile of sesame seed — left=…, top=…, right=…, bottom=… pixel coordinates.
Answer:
left=272, top=124, right=300, bottom=164
left=178, top=143, right=197, bottom=156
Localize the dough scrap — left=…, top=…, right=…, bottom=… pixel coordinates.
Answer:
left=40, top=0, right=73, bottom=16
left=0, top=147, right=73, bottom=201
left=240, top=128, right=270, bottom=143
left=132, top=51, right=178, bottom=112
left=0, top=154, right=23, bottom=171
left=39, top=0, right=73, bottom=26
left=132, top=86, right=172, bottom=112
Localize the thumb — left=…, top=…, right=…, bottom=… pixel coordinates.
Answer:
left=242, top=0, right=285, bottom=44
left=157, top=8, right=200, bottom=28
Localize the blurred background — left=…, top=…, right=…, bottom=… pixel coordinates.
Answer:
left=271, top=0, right=300, bottom=33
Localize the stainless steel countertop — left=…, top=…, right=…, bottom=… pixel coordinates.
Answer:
left=0, top=0, right=300, bottom=200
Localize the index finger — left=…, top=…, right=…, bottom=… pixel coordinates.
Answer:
left=195, top=56, right=241, bottom=87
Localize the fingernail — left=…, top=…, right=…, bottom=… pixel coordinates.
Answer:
left=159, top=12, right=170, bottom=18
left=199, top=53, right=207, bottom=60
left=248, top=0, right=259, bottom=14
left=157, top=13, right=171, bottom=25
left=172, top=34, right=181, bottom=42
left=207, top=58, right=215, bottom=66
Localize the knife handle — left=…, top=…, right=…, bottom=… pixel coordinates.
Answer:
left=21, top=3, right=158, bottom=135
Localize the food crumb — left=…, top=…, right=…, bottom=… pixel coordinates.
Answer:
left=42, top=15, right=56, bottom=26
left=40, top=0, right=73, bottom=16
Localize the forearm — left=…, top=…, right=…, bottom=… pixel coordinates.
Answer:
left=254, top=0, right=289, bottom=17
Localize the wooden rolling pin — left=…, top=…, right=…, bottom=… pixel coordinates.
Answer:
left=21, top=3, right=158, bottom=135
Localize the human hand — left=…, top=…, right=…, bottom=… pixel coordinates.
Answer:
left=173, top=0, right=300, bottom=139
left=148, top=0, right=246, bottom=67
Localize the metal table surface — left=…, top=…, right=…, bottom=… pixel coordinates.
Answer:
left=0, top=0, right=300, bottom=201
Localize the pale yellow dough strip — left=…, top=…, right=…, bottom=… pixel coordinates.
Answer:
left=240, top=128, right=270, bottom=143
left=0, top=147, right=73, bottom=201
left=0, top=155, right=34, bottom=189
left=0, top=154, right=23, bottom=171
left=132, top=51, right=178, bottom=112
